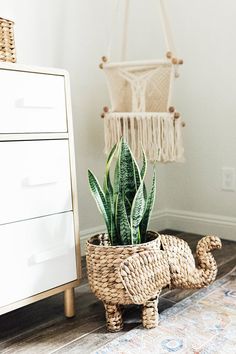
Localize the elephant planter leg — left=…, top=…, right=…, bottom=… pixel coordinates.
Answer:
left=142, top=292, right=160, bottom=329
left=103, top=302, right=123, bottom=332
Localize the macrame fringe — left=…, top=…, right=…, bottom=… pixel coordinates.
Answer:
left=104, top=113, right=184, bottom=163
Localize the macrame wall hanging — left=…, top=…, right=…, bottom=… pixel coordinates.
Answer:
left=99, top=0, right=185, bottom=162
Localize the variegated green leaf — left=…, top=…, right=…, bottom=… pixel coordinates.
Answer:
left=113, top=144, right=121, bottom=198
left=114, top=194, right=120, bottom=241
left=143, top=182, right=147, bottom=201
left=124, top=195, right=132, bottom=220
left=130, top=181, right=146, bottom=244
left=109, top=214, right=117, bottom=245
left=116, top=193, right=131, bottom=245
left=119, top=138, right=141, bottom=201
left=104, top=144, right=119, bottom=244
left=140, top=168, right=157, bottom=242
left=103, top=143, right=117, bottom=194
left=88, top=169, right=110, bottom=235
left=140, top=147, right=147, bottom=180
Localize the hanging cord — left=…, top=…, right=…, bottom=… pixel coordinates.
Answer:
left=159, top=0, right=176, bottom=56
left=159, top=0, right=181, bottom=78
left=106, top=0, right=120, bottom=61
left=121, top=0, right=130, bottom=61
left=103, top=0, right=182, bottom=77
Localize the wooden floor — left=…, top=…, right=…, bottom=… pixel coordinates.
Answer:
left=0, top=230, right=236, bottom=353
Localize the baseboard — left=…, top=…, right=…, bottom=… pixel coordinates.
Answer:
left=166, top=209, right=236, bottom=241
left=79, top=209, right=236, bottom=255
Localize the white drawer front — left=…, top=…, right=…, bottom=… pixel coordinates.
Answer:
left=0, top=140, right=72, bottom=224
left=0, top=212, right=77, bottom=308
left=0, top=69, right=67, bottom=133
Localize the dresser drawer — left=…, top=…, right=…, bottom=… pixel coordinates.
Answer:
left=0, top=69, right=67, bottom=133
left=0, top=212, right=77, bottom=308
left=0, top=140, right=72, bottom=224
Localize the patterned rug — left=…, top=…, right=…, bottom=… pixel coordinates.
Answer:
left=93, top=268, right=236, bottom=354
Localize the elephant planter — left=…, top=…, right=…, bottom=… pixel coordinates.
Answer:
left=86, top=232, right=221, bottom=332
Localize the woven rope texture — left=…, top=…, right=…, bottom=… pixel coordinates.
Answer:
left=0, top=18, right=16, bottom=63
left=86, top=233, right=221, bottom=331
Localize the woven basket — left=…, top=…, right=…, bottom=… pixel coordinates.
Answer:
left=86, top=231, right=166, bottom=331
left=86, top=231, right=161, bottom=305
left=0, top=17, right=16, bottom=63
left=86, top=232, right=221, bottom=332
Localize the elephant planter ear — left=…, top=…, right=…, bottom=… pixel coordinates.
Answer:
left=119, top=250, right=170, bottom=304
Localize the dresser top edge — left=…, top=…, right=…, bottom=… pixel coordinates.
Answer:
left=0, top=62, right=69, bottom=77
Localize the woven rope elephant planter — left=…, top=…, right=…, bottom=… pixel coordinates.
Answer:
left=86, top=232, right=221, bottom=332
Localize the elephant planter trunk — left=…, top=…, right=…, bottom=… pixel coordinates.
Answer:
left=86, top=232, right=221, bottom=332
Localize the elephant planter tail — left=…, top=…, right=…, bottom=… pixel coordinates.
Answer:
left=86, top=233, right=221, bottom=332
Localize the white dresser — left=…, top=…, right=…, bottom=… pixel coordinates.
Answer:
left=0, top=63, right=81, bottom=317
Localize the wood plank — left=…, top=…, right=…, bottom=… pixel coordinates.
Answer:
left=1, top=319, right=105, bottom=354
left=53, top=298, right=176, bottom=353
left=0, top=285, right=104, bottom=353
left=0, top=284, right=97, bottom=345
left=53, top=324, right=134, bottom=354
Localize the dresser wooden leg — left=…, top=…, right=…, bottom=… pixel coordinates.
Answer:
left=64, top=288, right=75, bottom=318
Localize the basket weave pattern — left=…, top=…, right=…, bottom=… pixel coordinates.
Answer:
left=86, top=233, right=221, bottom=332
left=0, top=18, right=16, bottom=63
left=86, top=232, right=162, bottom=331
left=86, top=232, right=161, bottom=305
left=160, top=234, right=220, bottom=288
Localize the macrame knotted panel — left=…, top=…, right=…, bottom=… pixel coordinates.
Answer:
left=104, top=112, right=184, bottom=163
left=104, top=62, right=173, bottom=113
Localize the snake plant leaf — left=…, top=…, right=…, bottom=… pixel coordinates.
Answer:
left=114, top=194, right=120, bottom=242
left=140, top=169, right=157, bottom=242
left=115, top=193, right=131, bottom=245
left=143, top=182, right=147, bottom=201
left=140, top=147, right=147, bottom=180
left=113, top=154, right=120, bottom=199
left=130, top=181, right=146, bottom=244
left=109, top=214, right=118, bottom=245
left=103, top=143, right=117, bottom=194
left=107, top=142, right=117, bottom=168
left=104, top=143, right=117, bottom=217
left=105, top=189, right=117, bottom=244
left=124, top=195, right=132, bottom=220
left=119, top=138, right=141, bottom=201
left=88, top=169, right=110, bottom=235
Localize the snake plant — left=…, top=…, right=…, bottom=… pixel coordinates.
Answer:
left=88, top=138, right=156, bottom=245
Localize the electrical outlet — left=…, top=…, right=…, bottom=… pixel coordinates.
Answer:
left=221, top=167, right=235, bottom=191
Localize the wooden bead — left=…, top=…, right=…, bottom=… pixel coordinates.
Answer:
left=174, top=112, right=180, bottom=119
left=166, top=51, right=172, bottom=59
left=101, top=113, right=105, bottom=119
left=103, top=106, right=109, bottom=113
left=178, top=59, right=184, bottom=65
left=182, top=121, right=186, bottom=127
left=172, top=58, right=178, bottom=65
left=99, top=63, right=104, bottom=69
left=101, top=56, right=108, bottom=63
left=169, top=106, right=175, bottom=113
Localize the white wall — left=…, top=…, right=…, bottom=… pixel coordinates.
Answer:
left=1, top=0, right=235, bottom=245
left=166, top=0, right=236, bottom=214
left=164, top=0, right=236, bottom=238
